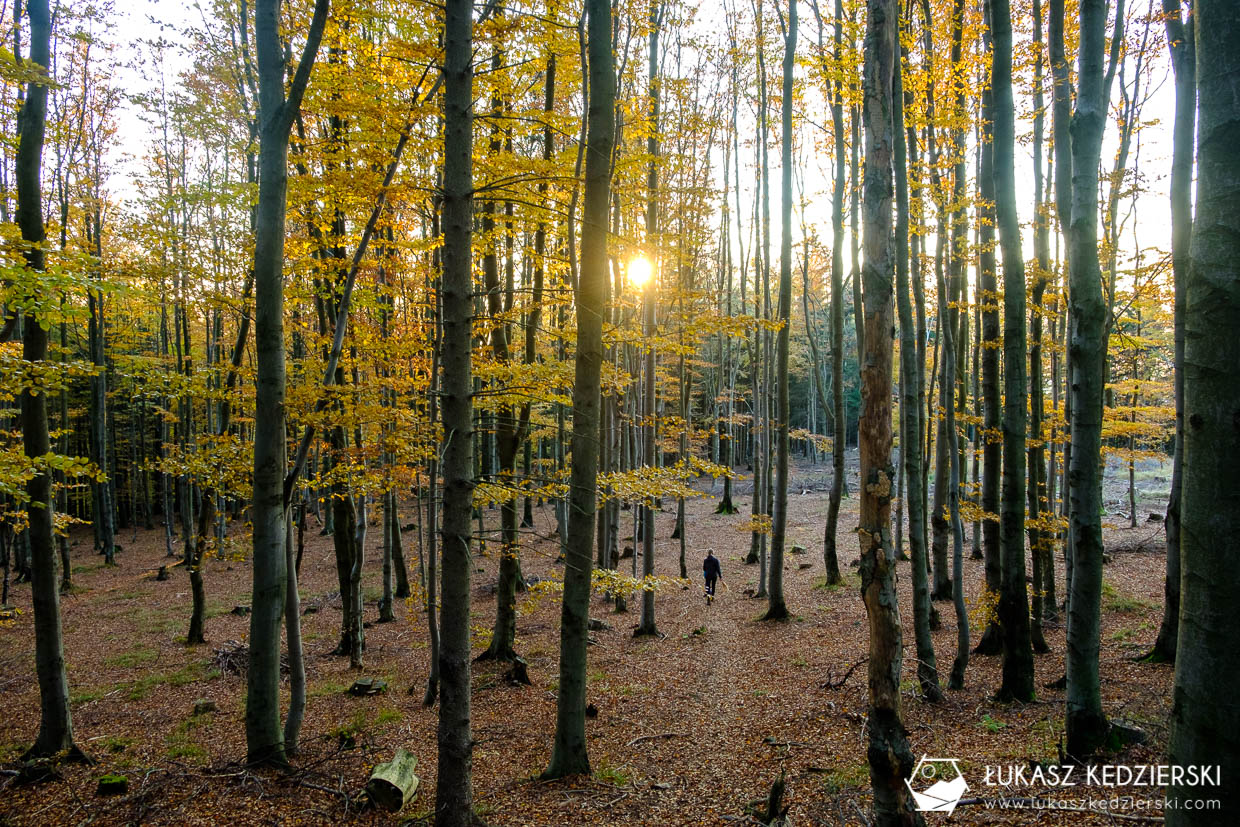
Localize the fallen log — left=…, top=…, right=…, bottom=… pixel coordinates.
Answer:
left=366, top=748, right=419, bottom=812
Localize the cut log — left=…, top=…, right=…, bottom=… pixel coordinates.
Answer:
left=366, top=748, right=419, bottom=812
left=348, top=677, right=389, bottom=696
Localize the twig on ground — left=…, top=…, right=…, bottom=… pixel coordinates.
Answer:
left=626, top=732, right=686, bottom=747
left=821, top=657, right=868, bottom=690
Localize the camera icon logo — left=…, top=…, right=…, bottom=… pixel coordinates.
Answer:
left=906, top=755, right=969, bottom=815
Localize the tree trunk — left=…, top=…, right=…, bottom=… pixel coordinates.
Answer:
left=544, top=0, right=613, bottom=780
left=1028, top=0, right=1053, bottom=656
left=422, top=206, right=443, bottom=708
left=938, top=232, right=969, bottom=692
left=436, top=0, right=478, bottom=820
left=480, top=33, right=525, bottom=662
left=823, top=0, right=848, bottom=579
left=990, top=0, right=1035, bottom=702
left=1049, top=0, right=1073, bottom=619
left=245, top=0, right=328, bottom=768
left=1167, top=6, right=1240, bottom=821
left=17, top=0, right=86, bottom=763
left=283, top=510, right=306, bottom=754
left=893, top=29, right=939, bottom=701
left=974, top=12, right=1002, bottom=655
left=858, top=1, right=922, bottom=822
left=636, top=4, right=661, bottom=638
left=763, top=0, right=795, bottom=623
left=1064, top=0, right=1121, bottom=761
left=1148, top=0, right=1193, bottom=665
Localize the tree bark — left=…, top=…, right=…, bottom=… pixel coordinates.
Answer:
left=763, top=0, right=795, bottom=623
left=636, top=3, right=661, bottom=638
left=17, top=0, right=86, bottom=763
left=858, top=1, right=922, bottom=822
left=1064, top=0, right=1121, bottom=761
left=1166, top=3, right=1240, bottom=821
left=244, top=0, right=328, bottom=769
left=544, top=0, right=614, bottom=780
left=480, top=31, right=526, bottom=661
left=893, top=27, right=939, bottom=701
left=823, top=0, right=848, bottom=579
left=1028, top=0, right=1053, bottom=656
left=989, top=0, right=1035, bottom=702
left=436, top=0, right=479, bottom=821
left=974, top=10, right=1002, bottom=655
left=1148, top=0, right=1193, bottom=665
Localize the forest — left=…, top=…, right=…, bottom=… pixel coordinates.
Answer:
left=0, top=0, right=1237, bottom=823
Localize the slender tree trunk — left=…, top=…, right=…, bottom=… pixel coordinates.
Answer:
left=1167, top=5, right=1240, bottom=820
left=823, top=0, right=848, bottom=577
left=990, top=0, right=1035, bottom=702
left=893, top=32, right=939, bottom=701
left=636, top=3, right=661, bottom=638
left=858, top=1, right=922, bottom=821
left=436, top=0, right=478, bottom=820
left=939, top=236, right=969, bottom=692
left=544, top=0, right=613, bottom=780
left=1028, top=0, right=1053, bottom=656
left=283, top=510, right=306, bottom=753
left=974, top=12, right=1002, bottom=656
left=480, top=34, right=525, bottom=661
left=1049, top=0, right=1073, bottom=617
left=17, top=0, right=86, bottom=763
left=423, top=206, right=443, bottom=707
left=245, top=0, right=328, bottom=768
left=763, top=0, right=795, bottom=623
left=1064, top=0, right=1121, bottom=761
left=1147, top=0, right=1193, bottom=665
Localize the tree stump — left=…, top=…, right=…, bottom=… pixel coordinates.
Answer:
left=503, top=658, right=531, bottom=686
left=366, top=748, right=419, bottom=812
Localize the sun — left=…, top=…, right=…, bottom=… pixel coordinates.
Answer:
left=628, top=255, right=653, bottom=289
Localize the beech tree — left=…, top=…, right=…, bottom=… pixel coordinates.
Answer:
left=892, top=3, right=939, bottom=702
left=989, top=0, right=1035, bottom=702
left=245, top=0, right=329, bottom=767
left=1167, top=2, right=1240, bottom=821
left=545, top=0, right=614, bottom=780
left=15, top=0, right=86, bottom=764
left=436, top=0, right=479, bottom=820
left=1147, top=0, right=1193, bottom=666
left=1063, top=0, right=1124, bottom=760
left=763, top=0, right=795, bottom=623
left=857, top=0, right=921, bottom=821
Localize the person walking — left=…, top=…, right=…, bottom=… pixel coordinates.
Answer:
left=703, top=550, right=722, bottom=603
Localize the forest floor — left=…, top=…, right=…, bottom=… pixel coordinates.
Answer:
left=0, top=452, right=1179, bottom=825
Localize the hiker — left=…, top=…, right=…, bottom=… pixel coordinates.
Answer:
left=703, top=549, right=722, bottom=603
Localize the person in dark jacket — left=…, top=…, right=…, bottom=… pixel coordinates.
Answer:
left=703, top=550, right=722, bottom=602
